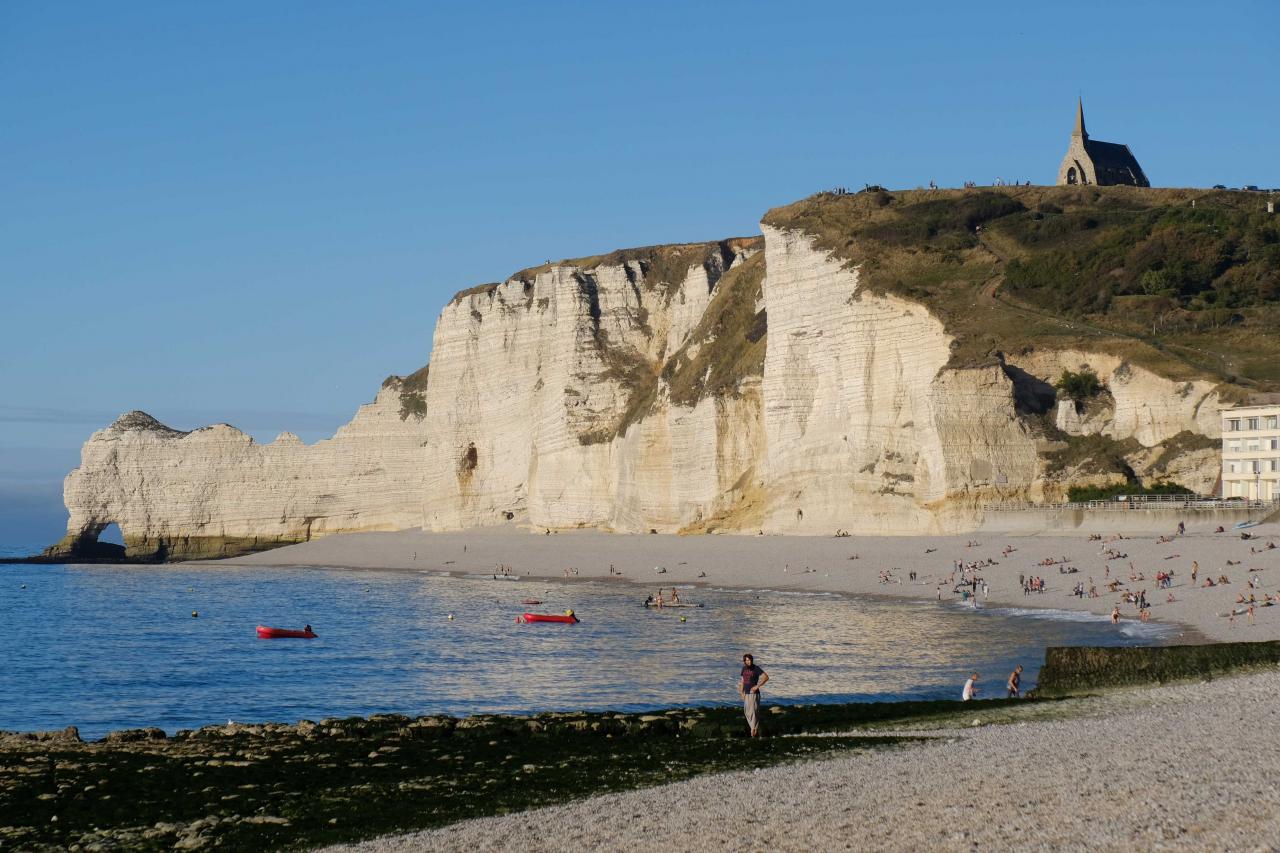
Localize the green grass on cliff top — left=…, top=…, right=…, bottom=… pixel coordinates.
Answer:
left=763, top=186, right=1280, bottom=393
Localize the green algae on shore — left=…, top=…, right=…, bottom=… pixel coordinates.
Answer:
left=1035, top=639, right=1280, bottom=696
left=1, top=704, right=929, bottom=852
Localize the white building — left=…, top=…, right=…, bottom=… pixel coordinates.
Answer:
left=1221, top=405, right=1280, bottom=499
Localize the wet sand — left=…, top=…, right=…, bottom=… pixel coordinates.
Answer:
left=215, top=522, right=1280, bottom=643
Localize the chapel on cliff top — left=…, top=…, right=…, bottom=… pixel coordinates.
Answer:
left=1056, top=98, right=1149, bottom=187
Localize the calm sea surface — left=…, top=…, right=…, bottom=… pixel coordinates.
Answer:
left=0, top=563, right=1179, bottom=739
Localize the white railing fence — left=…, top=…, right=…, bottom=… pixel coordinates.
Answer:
left=982, top=497, right=1280, bottom=513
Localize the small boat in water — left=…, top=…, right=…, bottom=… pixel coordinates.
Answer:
left=519, top=612, right=579, bottom=624
left=522, top=598, right=543, bottom=605
left=256, top=625, right=317, bottom=639
left=643, top=601, right=703, bottom=609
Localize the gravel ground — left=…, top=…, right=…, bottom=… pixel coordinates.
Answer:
left=323, top=669, right=1280, bottom=852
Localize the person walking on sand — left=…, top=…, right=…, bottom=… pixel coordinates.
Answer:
left=1111, top=606, right=1121, bottom=624
left=739, top=654, right=769, bottom=736
left=962, top=672, right=979, bottom=701
left=1007, top=665, right=1023, bottom=698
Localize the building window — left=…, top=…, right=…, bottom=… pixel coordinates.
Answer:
left=1227, top=419, right=1241, bottom=431
left=1227, top=461, right=1238, bottom=473
left=1227, top=440, right=1241, bottom=452
left=1267, top=416, right=1279, bottom=429
left=1247, top=440, right=1261, bottom=451
left=1248, top=418, right=1259, bottom=430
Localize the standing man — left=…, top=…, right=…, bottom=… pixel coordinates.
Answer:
left=739, top=653, right=769, bottom=737
left=1007, top=664, right=1023, bottom=698
left=962, top=672, right=979, bottom=701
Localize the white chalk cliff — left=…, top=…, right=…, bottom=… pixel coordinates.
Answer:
left=53, top=199, right=1236, bottom=558
left=52, top=385, right=429, bottom=560
left=418, top=241, right=764, bottom=534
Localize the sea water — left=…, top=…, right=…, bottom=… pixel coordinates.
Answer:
left=0, top=563, right=1181, bottom=739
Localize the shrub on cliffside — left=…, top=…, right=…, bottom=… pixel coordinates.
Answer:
left=1054, top=368, right=1102, bottom=403
left=1066, top=481, right=1195, bottom=503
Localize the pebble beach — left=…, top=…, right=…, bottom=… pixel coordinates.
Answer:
left=325, top=667, right=1280, bottom=852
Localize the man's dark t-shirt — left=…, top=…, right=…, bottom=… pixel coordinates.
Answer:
left=741, top=664, right=764, bottom=693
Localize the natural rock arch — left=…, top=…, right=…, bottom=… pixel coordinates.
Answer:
left=53, top=520, right=128, bottom=560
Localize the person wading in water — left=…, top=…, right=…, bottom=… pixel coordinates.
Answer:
left=739, top=653, right=769, bottom=737
left=1007, top=664, right=1023, bottom=698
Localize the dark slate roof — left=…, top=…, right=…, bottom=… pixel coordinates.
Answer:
left=1084, top=138, right=1150, bottom=187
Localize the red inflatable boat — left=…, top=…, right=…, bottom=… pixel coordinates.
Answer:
left=519, top=612, right=579, bottom=624
left=256, top=625, right=317, bottom=639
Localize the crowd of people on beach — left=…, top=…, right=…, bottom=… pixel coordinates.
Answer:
left=437, top=516, right=1279, bottom=738
left=743, top=518, right=1275, bottom=737
left=832, top=520, right=1276, bottom=733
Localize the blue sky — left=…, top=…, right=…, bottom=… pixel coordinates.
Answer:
left=1, top=0, right=1276, bottom=550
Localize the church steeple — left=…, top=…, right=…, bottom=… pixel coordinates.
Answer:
left=1057, top=96, right=1148, bottom=187
left=1073, top=96, right=1087, bottom=140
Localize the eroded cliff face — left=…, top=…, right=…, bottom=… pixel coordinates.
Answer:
left=50, top=386, right=428, bottom=560
left=1031, top=351, right=1222, bottom=447
left=55, top=211, right=1236, bottom=556
left=419, top=241, right=764, bottom=533
left=758, top=226, right=1043, bottom=533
